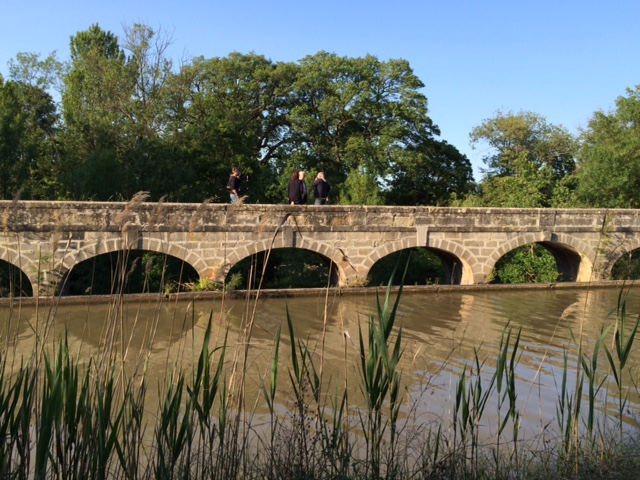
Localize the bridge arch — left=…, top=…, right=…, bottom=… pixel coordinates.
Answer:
left=56, top=237, right=206, bottom=287
left=220, top=237, right=347, bottom=286
left=0, top=246, right=35, bottom=296
left=602, top=238, right=640, bottom=280
left=363, top=236, right=477, bottom=285
left=486, top=232, right=596, bottom=283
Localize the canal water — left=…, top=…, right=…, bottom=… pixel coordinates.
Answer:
left=2, top=285, right=640, bottom=441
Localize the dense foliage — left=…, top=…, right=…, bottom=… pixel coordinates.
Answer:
left=574, top=86, right=640, bottom=208
left=1, top=23, right=473, bottom=205
left=490, top=244, right=558, bottom=284
left=3, top=22, right=640, bottom=290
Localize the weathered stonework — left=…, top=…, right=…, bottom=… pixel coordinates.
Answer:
left=0, top=201, right=636, bottom=296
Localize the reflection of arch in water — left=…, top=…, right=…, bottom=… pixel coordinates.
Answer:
left=487, top=233, right=595, bottom=283
left=221, top=239, right=345, bottom=287
left=364, top=239, right=476, bottom=285
left=57, top=239, right=202, bottom=295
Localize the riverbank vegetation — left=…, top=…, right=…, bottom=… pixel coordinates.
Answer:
left=2, top=275, right=640, bottom=478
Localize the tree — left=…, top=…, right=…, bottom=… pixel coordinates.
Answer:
left=60, top=24, right=129, bottom=199
left=491, top=244, right=558, bottom=284
left=384, top=139, right=473, bottom=205
left=165, top=53, right=296, bottom=202
left=464, top=110, right=577, bottom=207
left=8, top=51, right=65, bottom=96
left=337, top=165, right=383, bottom=205
left=574, top=85, right=640, bottom=208
left=0, top=77, right=60, bottom=199
left=470, top=110, right=576, bottom=179
left=117, top=23, right=180, bottom=199
left=60, top=23, right=186, bottom=201
left=286, top=52, right=443, bottom=202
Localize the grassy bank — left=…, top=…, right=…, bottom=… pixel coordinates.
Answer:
left=1, top=281, right=640, bottom=479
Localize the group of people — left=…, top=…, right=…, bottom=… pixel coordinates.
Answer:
left=227, top=167, right=330, bottom=205
left=287, top=170, right=330, bottom=205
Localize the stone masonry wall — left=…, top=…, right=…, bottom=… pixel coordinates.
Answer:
left=0, top=201, right=638, bottom=295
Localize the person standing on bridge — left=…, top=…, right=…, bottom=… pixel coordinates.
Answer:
left=227, top=167, right=242, bottom=203
left=299, top=171, right=308, bottom=204
left=288, top=170, right=305, bottom=205
left=313, top=172, right=330, bottom=205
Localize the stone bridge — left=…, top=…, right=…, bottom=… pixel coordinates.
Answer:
left=0, top=200, right=638, bottom=296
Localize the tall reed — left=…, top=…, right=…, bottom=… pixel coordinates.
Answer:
left=604, top=287, right=640, bottom=438
left=4, top=247, right=640, bottom=478
left=357, top=276, right=404, bottom=478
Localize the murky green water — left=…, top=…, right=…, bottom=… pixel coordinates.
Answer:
left=2, top=286, right=639, bottom=439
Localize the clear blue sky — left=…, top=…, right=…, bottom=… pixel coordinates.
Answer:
left=2, top=0, right=639, bottom=180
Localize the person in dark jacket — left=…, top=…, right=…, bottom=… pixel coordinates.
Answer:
left=288, top=170, right=304, bottom=205
left=299, top=171, right=308, bottom=204
left=313, top=172, right=330, bottom=205
left=227, top=167, right=242, bottom=203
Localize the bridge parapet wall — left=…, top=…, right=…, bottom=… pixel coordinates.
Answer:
left=1, top=201, right=639, bottom=295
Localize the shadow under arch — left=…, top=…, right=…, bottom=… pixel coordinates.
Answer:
left=488, top=233, right=594, bottom=283
left=221, top=236, right=347, bottom=287
left=58, top=237, right=205, bottom=277
left=225, top=247, right=340, bottom=289
left=367, top=247, right=447, bottom=286
left=57, top=248, right=200, bottom=296
left=364, top=238, right=474, bottom=285
left=0, top=259, right=33, bottom=297
left=610, top=248, right=640, bottom=280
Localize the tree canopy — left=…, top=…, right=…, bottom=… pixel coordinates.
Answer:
left=461, top=110, right=577, bottom=208
left=2, top=24, right=473, bottom=205
left=573, top=85, right=640, bottom=208
left=4, top=22, right=640, bottom=215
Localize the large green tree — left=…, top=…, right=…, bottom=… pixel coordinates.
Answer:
left=574, top=85, right=640, bottom=208
left=60, top=23, right=181, bottom=200
left=384, top=139, right=473, bottom=206
left=286, top=52, right=457, bottom=203
left=60, top=24, right=129, bottom=199
left=165, top=52, right=296, bottom=202
left=0, top=76, right=59, bottom=199
left=117, top=23, right=180, bottom=199
left=463, top=110, right=577, bottom=208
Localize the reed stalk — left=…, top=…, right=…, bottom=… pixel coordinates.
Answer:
left=603, top=287, right=640, bottom=440
left=4, top=248, right=640, bottom=479
left=357, top=270, right=405, bottom=478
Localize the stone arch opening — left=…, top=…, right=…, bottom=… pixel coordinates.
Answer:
left=368, top=248, right=457, bottom=286
left=538, top=241, right=584, bottom=282
left=365, top=238, right=474, bottom=285
left=490, top=241, right=584, bottom=284
left=611, top=248, right=640, bottom=280
left=57, top=249, right=200, bottom=296
left=0, top=260, right=33, bottom=297
left=486, top=232, right=595, bottom=284
left=226, top=248, right=340, bottom=289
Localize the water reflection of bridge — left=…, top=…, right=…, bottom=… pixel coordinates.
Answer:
left=1, top=200, right=639, bottom=296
